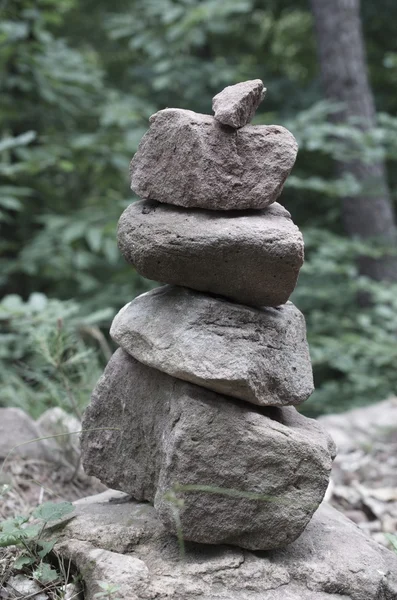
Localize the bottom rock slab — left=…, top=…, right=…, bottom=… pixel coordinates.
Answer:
left=54, top=490, right=397, bottom=600
left=81, top=349, right=335, bottom=550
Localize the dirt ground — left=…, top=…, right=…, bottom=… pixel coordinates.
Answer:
left=320, top=397, right=397, bottom=550
left=0, top=458, right=105, bottom=522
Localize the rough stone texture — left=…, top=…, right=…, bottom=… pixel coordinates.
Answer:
left=0, top=407, right=51, bottom=461
left=212, top=79, right=266, bottom=128
left=6, top=574, right=49, bottom=599
left=64, top=583, right=83, bottom=600
left=57, top=541, right=149, bottom=600
left=110, top=286, right=314, bottom=407
left=129, top=108, right=298, bottom=210
left=54, top=490, right=397, bottom=600
left=81, top=349, right=335, bottom=551
left=118, top=200, right=303, bottom=307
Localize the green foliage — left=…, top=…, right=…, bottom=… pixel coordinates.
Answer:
left=94, top=581, right=122, bottom=600
left=0, top=516, right=41, bottom=548
left=294, top=230, right=397, bottom=416
left=0, top=501, right=74, bottom=585
left=32, top=501, right=75, bottom=522
left=1, top=0, right=397, bottom=417
left=105, top=0, right=317, bottom=114
left=0, top=292, right=110, bottom=417
left=0, top=0, right=148, bottom=313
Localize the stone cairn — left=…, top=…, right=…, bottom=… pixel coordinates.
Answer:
left=81, top=80, right=336, bottom=551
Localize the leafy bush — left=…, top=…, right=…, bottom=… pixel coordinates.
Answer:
left=0, top=500, right=75, bottom=589
left=1, top=0, right=397, bottom=417
left=0, top=293, right=111, bottom=418
left=295, top=231, right=397, bottom=416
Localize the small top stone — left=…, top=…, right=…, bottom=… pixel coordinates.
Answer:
left=212, top=79, right=266, bottom=128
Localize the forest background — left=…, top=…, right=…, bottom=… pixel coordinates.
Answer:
left=2, top=0, right=397, bottom=419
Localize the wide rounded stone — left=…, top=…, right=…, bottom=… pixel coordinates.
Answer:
left=129, top=108, right=297, bottom=210
left=81, top=349, right=335, bottom=551
left=55, top=491, right=397, bottom=600
left=110, top=286, right=314, bottom=407
left=118, top=200, right=304, bottom=307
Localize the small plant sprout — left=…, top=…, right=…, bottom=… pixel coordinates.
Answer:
left=0, top=501, right=75, bottom=584
left=94, top=581, right=122, bottom=599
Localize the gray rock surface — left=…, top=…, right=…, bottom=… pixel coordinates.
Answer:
left=37, top=407, right=81, bottom=468
left=55, top=490, right=397, bottom=600
left=6, top=574, right=49, bottom=599
left=57, top=540, right=149, bottom=600
left=64, top=583, right=83, bottom=600
left=129, top=108, right=297, bottom=210
left=118, top=200, right=303, bottom=307
left=110, top=286, right=314, bottom=407
left=81, top=349, right=335, bottom=551
left=0, top=407, right=51, bottom=461
left=212, top=79, right=266, bottom=128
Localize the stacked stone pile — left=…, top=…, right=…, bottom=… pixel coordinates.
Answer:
left=81, top=80, right=336, bottom=551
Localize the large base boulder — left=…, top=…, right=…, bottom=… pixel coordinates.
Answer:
left=129, top=108, right=297, bottom=210
left=110, top=286, right=314, bottom=407
left=81, top=349, right=335, bottom=551
left=118, top=200, right=303, bottom=307
left=54, top=490, right=397, bottom=600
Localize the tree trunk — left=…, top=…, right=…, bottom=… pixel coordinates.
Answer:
left=310, top=0, right=397, bottom=282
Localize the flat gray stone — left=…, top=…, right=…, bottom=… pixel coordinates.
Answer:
left=129, top=108, right=297, bottom=210
left=110, top=286, right=314, bottom=407
left=56, top=540, right=149, bottom=600
left=81, top=349, right=335, bottom=551
left=118, top=200, right=303, bottom=307
left=55, top=491, right=397, bottom=600
left=212, top=79, right=266, bottom=128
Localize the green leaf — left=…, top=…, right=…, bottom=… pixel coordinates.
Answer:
left=27, top=292, right=48, bottom=312
left=21, top=524, right=42, bottom=539
left=1, top=294, right=24, bottom=312
left=81, top=307, right=114, bottom=324
left=63, top=221, right=86, bottom=243
left=1, top=516, right=29, bottom=531
left=0, top=524, right=41, bottom=546
left=33, top=561, right=59, bottom=584
left=0, top=531, right=23, bottom=547
left=86, top=227, right=102, bottom=252
left=386, top=534, right=397, bottom=553
left=14, top=555, right=36, bottom=569
left=0, top=197, right=23, bottom=211
left=0, top=131, right=36, bottom=153
left=37, top=539, right=55, bottom=559
left=32, top=501, right=75, bottom=522
left=95, top=582, right=121, bottom=596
